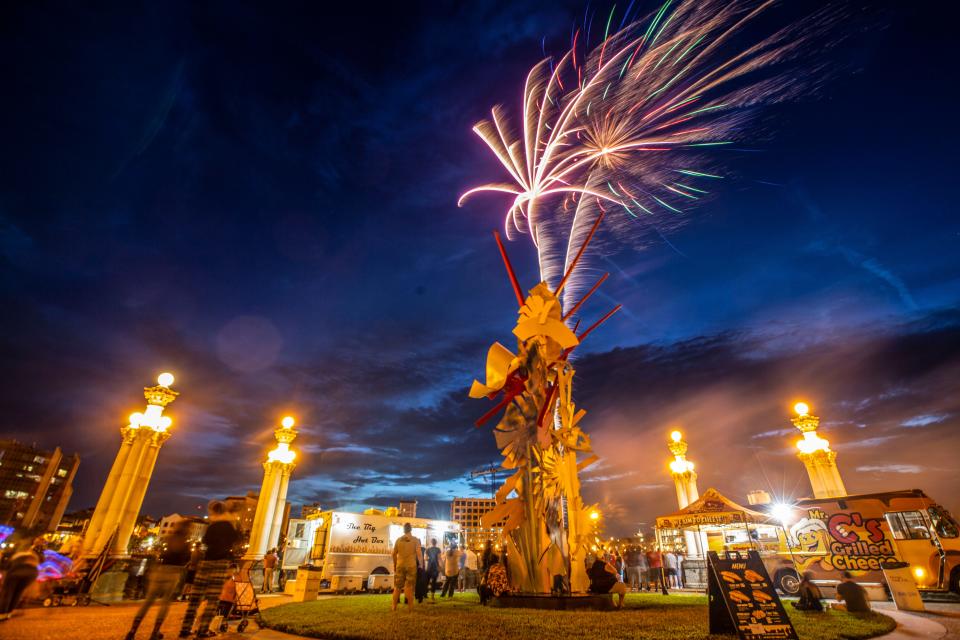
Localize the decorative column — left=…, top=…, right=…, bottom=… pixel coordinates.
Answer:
left=792, top=402, right=847, bottom=499
left=667, top=430, right=705, bottom=560
left=668, top=430, right=699, bottom=508
left=245, top=416, right=298, bottom=561
left=82, top=373, right=178, bottom=557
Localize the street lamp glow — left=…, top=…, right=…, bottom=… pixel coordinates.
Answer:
left=670, top=430, right=682, bottom=443
left=589, top=510, right=601, bottom=521
left=129, top=412, right=143, bottom=426
left=281, top=416, right=295, bottom=429
left=157, top=372, right=175, bottom=388
left=770, top=502, right=793, bottom=525
left=794, top=401, right=809, bottom=417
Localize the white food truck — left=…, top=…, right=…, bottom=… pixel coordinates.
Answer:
left=282, top=509, right=462, bottom=593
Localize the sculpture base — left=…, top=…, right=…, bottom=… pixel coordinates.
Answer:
left=491, top=593, right=613, bottom=610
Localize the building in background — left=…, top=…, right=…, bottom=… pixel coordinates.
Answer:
left=398, top=499, right=417, bottom=518
left=0, top=439, right=79, bottom=533
left=450, top=497, right=503, bottom=550
left=217, top=492, right=259, bottom=540
left=158, top=513, right=207, bottom=543
left=301, top=502, right=322, bottom=519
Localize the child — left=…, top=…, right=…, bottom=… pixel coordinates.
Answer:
left=214, top=563, right=240, bottom=630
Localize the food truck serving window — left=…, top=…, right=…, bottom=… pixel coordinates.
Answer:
left=885, top=511, right=932, bottom=540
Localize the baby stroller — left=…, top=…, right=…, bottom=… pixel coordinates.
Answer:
left=42, top=575, right=92, bottom=607
left=217, top=579, right=261, bottom=633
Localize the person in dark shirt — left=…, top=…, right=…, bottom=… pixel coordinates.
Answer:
left=179, top=501, right=240, bottom=638
left=835, top=571, right=871, bottom=612
left=791, top=572, right=824, bottom=612
left=587, top=556, right=628, bottom=609
left=126, top=521, right=192, bottom=640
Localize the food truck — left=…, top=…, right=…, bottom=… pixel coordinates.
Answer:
left=657, top=488, right=960, bottom=597
left=282, top=508, right=462, bottom=592
left=777, top=489, right=960, bottom=596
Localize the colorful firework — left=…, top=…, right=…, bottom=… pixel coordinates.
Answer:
left=460, top=0, right=837, bottom=309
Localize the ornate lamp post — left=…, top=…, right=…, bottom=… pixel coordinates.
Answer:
left=82, top=372, right=178, bottom=557
left=668, top=430, right=698, bottom=508
left=667, top=430, right=705, bottom=560
left=245, top=416, right=298, bottom=562
left=792, top=402, right=847, bottom=499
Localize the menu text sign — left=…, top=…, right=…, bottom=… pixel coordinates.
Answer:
left=708, top=550, right=798, bottom=640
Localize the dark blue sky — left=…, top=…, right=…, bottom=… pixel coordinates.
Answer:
left=1, top=1, right=958, bottom=534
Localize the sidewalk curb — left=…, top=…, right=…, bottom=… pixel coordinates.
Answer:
left=876, top=609, right=947, bottom=640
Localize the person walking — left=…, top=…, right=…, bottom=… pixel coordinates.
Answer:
left=262, top=548, right=278, bottom=593
left=125, top=522, right=191, bottom=640
left=424, top=538, right=441, bottom=601
left=391, top=522, right=422, bottom=612
left=0, top=537, right=44, bottom=621
left=440, top=543, right=462, bottom=598
left=178, top=501, right=240, bottom=639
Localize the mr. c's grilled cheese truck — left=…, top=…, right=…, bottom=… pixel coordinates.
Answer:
left=768, top=489, right=960, bottom=596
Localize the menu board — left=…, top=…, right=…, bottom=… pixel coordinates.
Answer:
left=708, top=551, right=798, bottom=640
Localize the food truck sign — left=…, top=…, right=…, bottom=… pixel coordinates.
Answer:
left=328, top=512, right=390, bottom=554
left=708, top=550, right=798, bottom=640
left=788, top=508, right=899, bottom=573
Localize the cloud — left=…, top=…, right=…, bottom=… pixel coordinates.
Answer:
left=901, top=414, right=948, bottom=428
left=856, top=465, right=923, bottom=474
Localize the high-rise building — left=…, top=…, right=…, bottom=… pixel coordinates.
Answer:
left=0, top=440, right=79, bottom=533
left=450, top=497, right=503, bottom=550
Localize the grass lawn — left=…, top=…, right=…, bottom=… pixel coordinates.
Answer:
left=261, top=592, right=896, bottom=640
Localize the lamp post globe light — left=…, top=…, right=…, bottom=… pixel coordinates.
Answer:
left=82, top=372, right=179, bottom=558
left=245, top=415, right=299, bottom=564
left=791, top=401, right=848, bottom=499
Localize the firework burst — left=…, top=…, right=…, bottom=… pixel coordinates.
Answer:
left=460, top=0, right=837, bottom=309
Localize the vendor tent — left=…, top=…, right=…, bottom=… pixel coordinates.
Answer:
left=656, top=487, right=770, bottom=529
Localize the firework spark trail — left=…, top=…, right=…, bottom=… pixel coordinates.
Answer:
left=459, top=0, right=839, bottom=316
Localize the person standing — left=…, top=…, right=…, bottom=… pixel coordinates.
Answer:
left=440, top=543, right=463, bottom=598
left=178, top=501, right=240, bottom=639
left=391, top=522, right=422, bottom=612
left=424, top=538, right=441, bottom=601
left=646, top=548, right=668, bottom=595
left=664, top=550, right=679, bottom=589
left=262, top=548, right=278, bottom=593
left=624, top=547, right=642, bottom=592
left=125, top=522, right=191, bottom=640
left=0, top=537, right=44, bottom=621
left=462, top=547, right=479, bottom=591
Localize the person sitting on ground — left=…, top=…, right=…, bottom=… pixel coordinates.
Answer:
left=835, top=571, right=871, bottom=612
left=587, top=555, right=628, bottom=609
left=479, top=554, right=509, bottom=605
left=791, top=572, right=823, bottom=612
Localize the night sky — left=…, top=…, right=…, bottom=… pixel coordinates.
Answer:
left=1, top=1, right=957, bottom=535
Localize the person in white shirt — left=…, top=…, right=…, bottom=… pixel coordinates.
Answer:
left=440, top=543, right=463, bottom=598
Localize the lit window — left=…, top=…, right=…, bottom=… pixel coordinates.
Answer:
left=57, top=469, right=68, bottom=478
